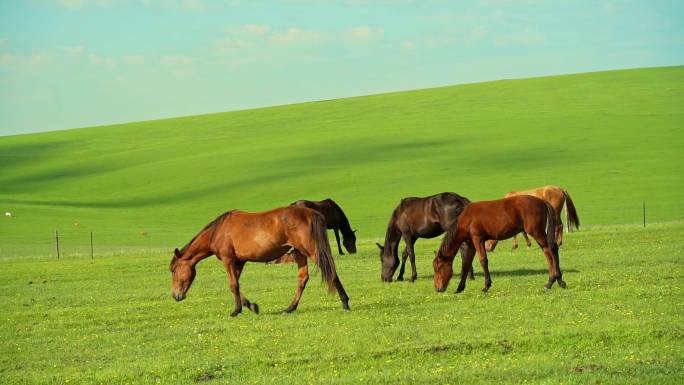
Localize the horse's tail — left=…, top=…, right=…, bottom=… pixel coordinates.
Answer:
left=311, top=210, right=337, bottom=292
left=563, top=190, right=580, bottom=230
left=545, top=202, right=557, bottom=249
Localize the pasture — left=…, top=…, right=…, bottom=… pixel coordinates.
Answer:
left=1, top=66, right=683, bottom=384
left=1, top=223, right=683, bottom=384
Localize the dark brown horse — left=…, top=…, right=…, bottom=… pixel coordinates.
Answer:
left=433, top=195, right=566, bottom=294
left=169, top=206, right=350, bottom=316
left=292, top=199, right=357, bottom=255
left=486, top=185, right=580, bottom=251
left=377, top=192, right=473, bottom=282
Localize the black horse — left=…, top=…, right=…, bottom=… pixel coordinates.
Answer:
left=377, top=192, right=474, bottom=282
left=292, top=199, right=357, bottom=255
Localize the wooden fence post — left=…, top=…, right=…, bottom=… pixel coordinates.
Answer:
left=55, top=230, right=60, bottom=260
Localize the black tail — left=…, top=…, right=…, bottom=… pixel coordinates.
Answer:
left=563, top=190, right=580, bottom=230
left=545, top=202, right=557, bottom=249
left=311, top=211, right=337, bottom=292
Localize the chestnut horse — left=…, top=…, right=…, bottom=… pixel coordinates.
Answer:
left=486, top=185, right=580, bottom=251
left=292, top=199, right=357, bottom=255
left=169, top=206, right=350, bottom=316
left=433, top=195, right=566, bottom=294
left=377, top=192, right=474, bottom=282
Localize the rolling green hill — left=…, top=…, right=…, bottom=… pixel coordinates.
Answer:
left=1, top=66, right=683, bottom=257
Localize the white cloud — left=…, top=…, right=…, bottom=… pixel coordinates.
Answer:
left=55, top=0, right=205, bottom=11
left=88, top=53, right=116, bottom=68
left=216, top=38, right=253, bottom=51
left=345, top=26, right=384, bottom=42
left=269, top=27, right=325, bottom=45
left=61, top=45, right=85, bottom=56
left=401, top=40, right=415, bottom=50
left=0, top=52, right=53, bottom=70
left=242, top=24, right=270, bottom=36
left=121, top=54, right=146, bottom=65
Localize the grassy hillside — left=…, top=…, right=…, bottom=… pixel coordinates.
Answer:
left=1, top=66, right=684, bottom=257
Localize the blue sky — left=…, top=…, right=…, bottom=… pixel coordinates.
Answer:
left=1, top=0, right=683, bottom=135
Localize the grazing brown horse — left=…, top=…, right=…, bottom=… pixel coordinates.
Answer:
left=377, top=192, right=474, bottom=282
left=433, top=195, right=566, bottom=294
left=169, top=206, right=350, bottom=316
left=486, top=185, right=580, bottom=251
left=292, top=199, right=357, bottom=255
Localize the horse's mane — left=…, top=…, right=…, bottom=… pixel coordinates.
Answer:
left=439, top=226, right=458, bottom=256
left=329, top=199, right=353, bottom=234
left=180, top=210, right=233, bottom=254
left=382, top=203, right=402, bottom=250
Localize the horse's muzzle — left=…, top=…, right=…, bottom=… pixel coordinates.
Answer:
left=435, top=287, right=446, bottom=293
left=173, top=293, right=186, bottom=302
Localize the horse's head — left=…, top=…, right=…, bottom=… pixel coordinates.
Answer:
left=169, top=248, right=196, bottom=301
left=343, top=230, right=357, bottom=254
left=432, top=250, right=453, bottom=292
left=376, top=242, right=399, bottom=282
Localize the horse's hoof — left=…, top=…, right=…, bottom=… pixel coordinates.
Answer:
left=558, top=281, right=567, bottom=289
left=283, top=306, right=297, bottom=314
left=229, top=311, right=241, bottom=317
left=342, top=302, right=350, bottom=311
left=455, top=285, right=465, bottom=294
left=544, top=283, right=553, bottom=290
left=396, top=277, right=404, bottom=282
left=249, top=303, right=260, bottom=314
left=481, top=287, right=490, bottom=293
left=410, top=277, right=417, bottom=283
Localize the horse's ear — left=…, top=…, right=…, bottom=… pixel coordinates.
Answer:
left=375, top=242, right=384, bottom=251
left=174, top=248, right=181, bottom=258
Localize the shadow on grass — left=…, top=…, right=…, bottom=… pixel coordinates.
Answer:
left=411, top=268, right=580, bottom=281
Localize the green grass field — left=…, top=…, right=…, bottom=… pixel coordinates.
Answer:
left=1, top=66, right=683, bottom=384
left=1, top=224, right=683, bottom=384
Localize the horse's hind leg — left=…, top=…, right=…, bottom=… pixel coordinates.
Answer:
left=552, top=243, right=566, bottom=288
left=523, top=232, right=532, bottom=248
left=511, top=234, right=519, bottom=250
left=473, top=238, right=492, bottom=292
left=283, top=250, right=309, bottom=313
left=531, top=233, right=558, bottom=289
left=333, top=275, right=350, bottom=311
left=556, top=211, right=564, bottom=246
left=397, top=246, right=409, bottom=281
left=333, top=228, right=344, bottom=255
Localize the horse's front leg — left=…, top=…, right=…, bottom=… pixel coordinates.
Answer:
left=511, top=234, right=519, bottom=250
left=456, top=242, right=476, bottom=293
left=460, top=244, right=475, bottom=280
left=333, top=228, right=344, bottom=255
left=396, top=246, right=409, bottom=281
left=473, top=238, right=492, bottom=292
left=222, top=258, right=257, bottom=317
left=406, top=238, right=418, bottom=282
left=283, top=251, right=309, bottom=313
